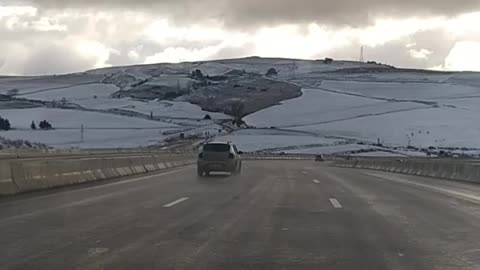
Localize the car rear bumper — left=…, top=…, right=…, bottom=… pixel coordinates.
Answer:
left=198, top=160, right=236, bottom=172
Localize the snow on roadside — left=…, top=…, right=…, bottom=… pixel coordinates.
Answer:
left=0, top=129, right=171, bottom=149
left=350, top=151, right=406, bottom=157
left=0, top=136, right=49, bottom=150
left=280, top=144, right=383, bottom=155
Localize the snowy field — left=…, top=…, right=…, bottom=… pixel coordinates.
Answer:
left=245, top=89, right=429, bottom=128
left=292, top=107, right=480, bottom=148
left=75, top=98, right=229, bottom=120
left=20, top=83, right=119, bottom=101
left=215, top=129, right=343, bottom=152
left=246, top=77, right=480, bottom=150
left=212, top=58, right=371, bottom=79
left=320, top=80, right=480, bottom=100
left=0, top=108, right=182, bottom=148
left=280, top=144, right=383, bottom=155
left=0, top=129, right=172, bottom=149
left=1, top=57, right=479, bottom=153
left=0, top=108, right=178, bottom=129
left=0, top=74, right=103, bottom=95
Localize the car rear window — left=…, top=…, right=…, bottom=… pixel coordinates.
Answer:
left=203, top=144, right=230, bottom=152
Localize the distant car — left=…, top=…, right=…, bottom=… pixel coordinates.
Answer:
left=197, top=142, right=242, bottom=176
left=315, top=155, right=325, bottom=162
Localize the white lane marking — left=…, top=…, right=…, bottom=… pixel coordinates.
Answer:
left=329, top=198, right=343, bottom=209
left=0, top=166, right=192, bottom=207
left=365, top=172, right=480, bottom=203
left=0, top=178, right=12, bottom=183
left=0, top=167, right=193, bottom=224
left=88, top=247, right=109, bottom=257
left=163, top=197, right=189, bottom=208
left=313, top=179, right=320, bottom=184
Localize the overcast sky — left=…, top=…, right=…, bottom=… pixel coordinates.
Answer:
left=1, top=0, right=480, bottom=75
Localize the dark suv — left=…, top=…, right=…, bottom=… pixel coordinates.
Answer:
left=197, top=142, right=242, bottom=176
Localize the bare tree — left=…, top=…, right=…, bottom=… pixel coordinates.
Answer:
left=230, top=101, right=245, bottom=126
left=6, top=89, right=19, bottom=96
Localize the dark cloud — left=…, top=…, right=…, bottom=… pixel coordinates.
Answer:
left=17, top=0, right=480, bottom=28
left=2, top=0, right=479, bottom=74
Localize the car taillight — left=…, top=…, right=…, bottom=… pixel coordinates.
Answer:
left=228, top=153, right=234, bottom=159
left=198, top=152, right=203, bottom=159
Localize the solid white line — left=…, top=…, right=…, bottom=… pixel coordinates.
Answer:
left=163, top=197, right=189, bottom=208
left=313, top=179, right=320, bottom=184
left=365, top=172, right=480, bottom=202
left=329, top=198, right=343, bottom=208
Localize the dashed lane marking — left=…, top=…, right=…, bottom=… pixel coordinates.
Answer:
left=163, top=197, right=189, bottom=208
left=329, top=198, right=343, bottom=209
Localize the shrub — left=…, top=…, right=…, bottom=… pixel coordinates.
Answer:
left=6, top=89, right=19, bottom=96
left=39, top=120, right=53, bottom=130
left=0, top=117, right=11, bottom=130
left=191, top=69, right=204, bottom=79
left=164, top=91, right=183, bottom=100
left=266, top=68, right=278, bottom=76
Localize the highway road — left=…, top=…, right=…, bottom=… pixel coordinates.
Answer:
left=1, top=160, right=480, bottom=269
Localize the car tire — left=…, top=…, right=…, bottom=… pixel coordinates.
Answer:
left=197, top=167, right=204, bottom=177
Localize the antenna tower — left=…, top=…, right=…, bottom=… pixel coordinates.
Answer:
left=360, top=46, right=365, bottom=63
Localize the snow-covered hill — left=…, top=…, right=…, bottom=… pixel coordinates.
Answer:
left=1, top=57, right=479, bottom=156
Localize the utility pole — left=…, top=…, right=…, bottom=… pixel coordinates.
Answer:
left=80, top=124, right=84, bottom=142
left=291, top=60, right=296, bottom=79
left=360, top=46, right=365, bottom=63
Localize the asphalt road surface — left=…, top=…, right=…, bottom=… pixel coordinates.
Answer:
left=1, top=160, right=480, bottom=270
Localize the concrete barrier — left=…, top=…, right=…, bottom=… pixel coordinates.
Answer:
left=0, top=154, right=195, bottom=195
left=333, top=159, right=480, bottom=184
left=0, top=161, right=18, bottom=195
